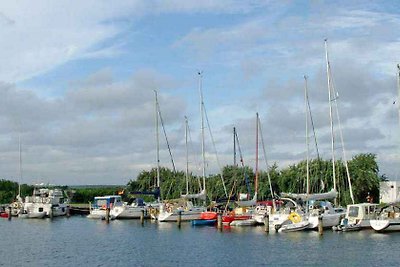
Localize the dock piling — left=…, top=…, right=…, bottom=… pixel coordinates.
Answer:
left=217, top=212, right=223, bottom=230
left=177, top=210, right=182, bottom=228
left=264, top=214, right=269, bottom=233
left=318, top=215, right=323, bottom=235
left=8, top=206, right=11, bottom=221
left=140, top=209, right=145, bottom=225
left=106, top=207, right=110, bottom=223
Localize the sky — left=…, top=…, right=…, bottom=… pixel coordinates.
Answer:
left=0, top=0, right=399, bottom=185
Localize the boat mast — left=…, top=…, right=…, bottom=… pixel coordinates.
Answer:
left=397, top=64, right=400, bottom=128
left=255, top=112, right=259, bottom=197
left=304, top=76, right=310, bottom=202
left=325, top=39, right=337, bottom=205
left=185, top=116, right=189, bottom=196
left=233, top=127, right=237, bottom=166
left=198, top=71, right=206, bottom=194
left=258, top=115, right=275, bottom=210
left=18, top=133, right=22, bottom=197
left=154, top=90, right=161, bottom=201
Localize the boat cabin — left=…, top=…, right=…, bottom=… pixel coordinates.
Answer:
left=346, top=203, right=378, bottom=223
left=92, top=196, right=123, bottom=210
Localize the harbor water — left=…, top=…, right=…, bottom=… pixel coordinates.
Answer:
left=1, top=216, right=400, bottom=266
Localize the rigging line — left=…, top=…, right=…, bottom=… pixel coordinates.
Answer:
left=258, top=116, right=276, bottom=210
left=330, top=65, right=355, bottom=204
left=186, top=117, right=203, bottom=191
left=305, top=77, right=323, bottom=193
left=235, top=130, right=251, bottom=196
left=156, top=100, right=176, bottom=173
left=202, top=102, right=228, bottom=197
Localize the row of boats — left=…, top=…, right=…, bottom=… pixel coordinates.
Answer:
left=1, top=185, right=399, bottom=233
left=84, top=193, right=400, bottom=233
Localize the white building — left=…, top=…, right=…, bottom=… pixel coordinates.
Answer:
left=380, top=181, right=400, bottom=204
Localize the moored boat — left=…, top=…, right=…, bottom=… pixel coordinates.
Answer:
left=370, top=205, right=400, bottom=232
left=278, top=221, right=310, bottom=233
left=192, top=219, right=216, bottom=226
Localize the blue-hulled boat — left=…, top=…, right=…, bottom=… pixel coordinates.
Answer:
left=192, top=219, right=216, bottom=226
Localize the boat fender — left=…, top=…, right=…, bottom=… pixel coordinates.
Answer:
left=288, top=212, right=301, bottom=223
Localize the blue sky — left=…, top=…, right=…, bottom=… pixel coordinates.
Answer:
left=0, top=0, right=399, bottom=185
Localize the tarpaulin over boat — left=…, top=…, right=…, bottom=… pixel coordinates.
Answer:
left=181, top=189, right=206, bottom=200
left=280, top=188, right=337, bottom=201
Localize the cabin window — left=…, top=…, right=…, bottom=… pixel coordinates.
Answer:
left=348, top=206, right=359, bottom=217
left=39, top=207, right=43, bottom=212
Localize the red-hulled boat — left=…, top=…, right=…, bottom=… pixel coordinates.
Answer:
left=200, top=211, right=218, bottom=220
left=222, top=212, right=252, bottom=224
left=0, top=212, right=9, bottom=218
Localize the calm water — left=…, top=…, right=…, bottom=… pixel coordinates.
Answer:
left=1, top=216, right=400, bottom=266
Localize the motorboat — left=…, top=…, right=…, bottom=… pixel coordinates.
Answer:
left=278, top=220, right=310, bottom=233
left=87, top=195, right=123, bottom=219
left=307, top=201, right=345, bottom=229
left=21, top=187, right=69, bottom=218
left=334, top=203, right=378, bottom=230
left=113, top=198, right=150, bottom=219
left=370, top=205, right=400, bottom=232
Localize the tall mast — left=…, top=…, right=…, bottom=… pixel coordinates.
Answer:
left=397, top=64, right=400, bottom=128
left=255, top=112, right=259, bottom=196
left=325, top=39, right=337, bottom=205
left=18, top=133, right=22, bottom=197
left=233, top=127, right=237, bottom=166
left=185, top=116, right=189, bottom=196
left=198, top=72, right=206, bottom=193
left=154, top=90, right=161, bottom=201
left=304, top=76, right=310, bottom=200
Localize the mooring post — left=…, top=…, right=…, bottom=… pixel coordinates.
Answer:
left=318, top=215, right=323, bottom=236
left=177, top=210, right=182, bottom=228
left=8, top=206, right=12, bottom=221
left=264, top=214, right=269, bottom=233
left=140, top=209, right=145, bottom=225
left=66, top=206, right=70, bottom=218
left=49, top=207, right=53, bottom=220
left=217, top=212, right=223, bottom=230
left=106, top=207, right=110, bottom=224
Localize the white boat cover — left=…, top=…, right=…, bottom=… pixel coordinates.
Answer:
left=280, top=188, right=337, bottom=201
left=236, top=193, right=257, bottom=207
left=181, top=189, right=206, bottom=200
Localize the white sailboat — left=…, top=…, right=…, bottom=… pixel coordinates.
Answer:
left=9, top=134, right=24, bottom=216
left=370, top=64, right=400, bottom=232
left=158, top=73, right=207, bottom=222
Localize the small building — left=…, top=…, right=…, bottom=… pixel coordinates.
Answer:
left=380, top=181, right=400, bottom=204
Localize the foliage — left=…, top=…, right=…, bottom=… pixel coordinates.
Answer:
left=126, top=153, right=384, bottom=206
left=0, top=179, right=34, bottom=204
left=70, top=187, right=122, bottom=203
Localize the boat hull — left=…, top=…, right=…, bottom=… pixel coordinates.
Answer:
left=192, top=219, right=216, bottom=226
left=158, top=210, right=202, bottom=222
left=278, top=221, right=310, bottom=233
left=370, top=219, right=400, bottom=232
left=308, top=213, right=342, bottom=229
left=230, top=219, right=257, bottom=226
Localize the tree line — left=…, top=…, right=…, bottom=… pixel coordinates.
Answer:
left=0, top=153, right=385, bottom=205
left=127, top=153, right=384, bottom=206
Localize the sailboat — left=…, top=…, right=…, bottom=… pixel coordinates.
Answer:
left=370, top=64, right=400, bottom=232
left=227, top=114, right=262, bottom=227
left=9, top=134, right=24, bottom=217
left=158, top=74, right=207, bottom=222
